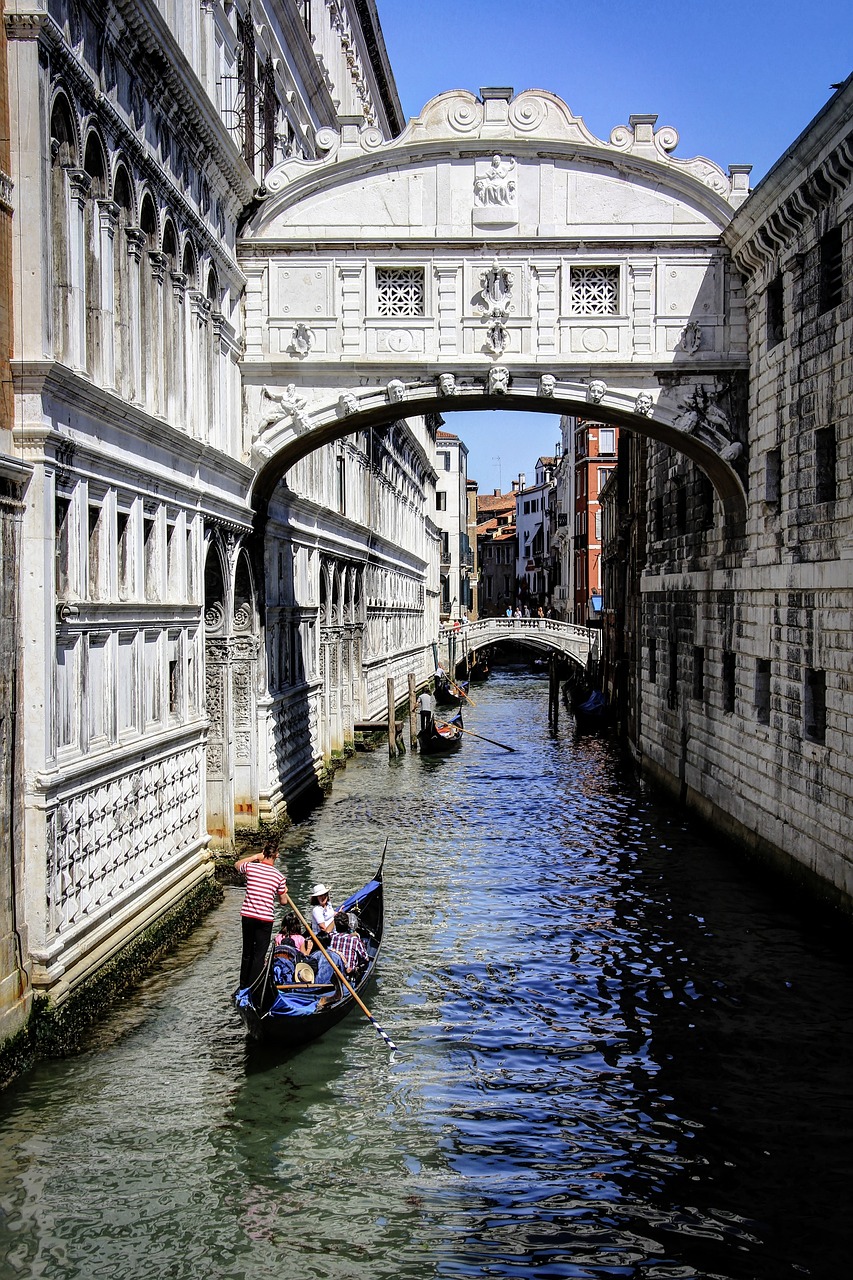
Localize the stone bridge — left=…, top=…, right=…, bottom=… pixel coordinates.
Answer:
left=240, top=86, right=752, bottom=538
left=441, top=617, right=599, bottom=669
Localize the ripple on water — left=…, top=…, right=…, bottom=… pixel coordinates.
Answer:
left=0, top=669, right=852, bottom=1280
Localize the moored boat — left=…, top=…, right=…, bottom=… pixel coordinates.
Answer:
left=233, top=857, right=385, bottom=1047
left=434, top=673, right=468, bottom=707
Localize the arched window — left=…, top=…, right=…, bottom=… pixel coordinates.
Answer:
left=49, top=96, right=77, bottom=364
left=162, top=219, right=180, bottom=422
left=138, top=194, right=158, bottom=410
left=82, top=132, right=107, bottom=380
left=112, top=164, right=134, bottom=398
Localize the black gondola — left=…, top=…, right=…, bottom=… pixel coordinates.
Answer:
left=417, top=709, right=463, bottom=754
left=233, top=857, right=385, bottom=1047
left=434, top=673, right=468, bottom=707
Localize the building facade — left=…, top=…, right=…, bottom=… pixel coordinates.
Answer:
left=515, top=457, right=554, bottom=609
left=432, top=429, right=472, bottom=619
left=476, top=488, right=517, bottom=616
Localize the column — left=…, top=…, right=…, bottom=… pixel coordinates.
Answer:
left=124, top=227, right=145, bottom=404
left=67, top=169, right=91, bottom=372
left=339, top=263, right=365, bottom=355
left=434, top=261, right=460, bottom=356
left=533, top=259, right=560, bottom=355
left=97, top=199, right=118, bottom=388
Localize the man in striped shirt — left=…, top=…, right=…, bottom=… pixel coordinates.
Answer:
left=235, top=842, right=288, bottom=989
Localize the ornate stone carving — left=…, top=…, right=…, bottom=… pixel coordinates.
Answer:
left=386, top=378, right=406, bottom=403
left=474, top=155, right=517, bottom=207
left=587, top=379, right=607, bottom=405
left=258, top=384, right=310, bottom=434
left=484, top=316, right=509, bottom=357
left=477, top=258, right=514, bottom=311
left=287, top=323, right=314, bottom=357
left=437, top=372, right=457, bottom=396
left=672, top=384, right=731, bottom=438
left=487, top=366, right=509, bottom=395
left=337, top=392, right=358, bottom=417
left=635, top=392, right=655, bottom=417
left=539, top=375, right=556, bottom=397
left=678, top=321, right=702, bottom=354
left=720, top=440, right=743, bottom=462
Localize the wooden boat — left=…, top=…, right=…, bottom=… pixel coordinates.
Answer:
left=468, top=657, right=490, bottom=681
left=565, top=682, right=612, bottom=731
left=418, top=710, right=463, bottom=754
left=434, top=674, right=468, bottom=707
left=233, top=857, right=385, bottom=1047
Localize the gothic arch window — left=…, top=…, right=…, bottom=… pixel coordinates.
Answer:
left=49, top=95, right=78, bottom=364
left=112, top=164, right=134, bottom=398
left=83, top=132, right=107, bottom=380
left=233, top=549, right=256, bottom=632
left=138, top=193, right=158, bottom=410
left=205, top=265, right=221, bottom=444
left=204, top=538, right=227, bottom=632
left=162, top=218, right=181, bottom=422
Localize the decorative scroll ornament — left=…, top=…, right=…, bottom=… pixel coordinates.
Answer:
left=438, top=372, right=457, bottom=396
left=287, top=323, right=315, bottom=357
left=386, top=379, right=406, bottom=403
left=337, top=392, right=359, bottom=417
left=634, top=392, right=655, bottom=417
left=487, top=366, right=510, bottom=395
left=258, top=384, right=310, bottom=434
left=539, top=374, right=556, bottom=397
left=587, top=379, right=607, bottom=405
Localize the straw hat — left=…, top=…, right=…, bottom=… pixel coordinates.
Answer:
left=311, top=883, right=329, bottom=899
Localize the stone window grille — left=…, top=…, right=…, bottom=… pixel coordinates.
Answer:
left=375, top=267, right=425, bottom=316
left=804, top=667, right=827, bottom=743
left=818, top=227, right=843, bottom=314
left=722, top=650, right=736, bottom=714
left=815, top=426, right=837, bottom=504
left=755, top=657, right=771, bottom=725
left=570, top=266, right=619, bottom=315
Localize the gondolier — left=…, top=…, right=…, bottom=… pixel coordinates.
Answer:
left=235, top=843, right=288, bottom=990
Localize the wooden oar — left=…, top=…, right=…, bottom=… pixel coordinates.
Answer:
left=434, top=718, right=516, bottom=752
left=284, top=894, right=398, bottom=1054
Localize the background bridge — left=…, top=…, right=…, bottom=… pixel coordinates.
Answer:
left=440, top=617, right=599, bottom=670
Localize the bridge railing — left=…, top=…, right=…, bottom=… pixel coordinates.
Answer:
left=440, top=617, right=596, bottom=645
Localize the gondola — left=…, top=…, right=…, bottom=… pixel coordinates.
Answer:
left=233, top=856, right=385, bottom=1047
left=434, top=673, right=468, bottom=707
left=417, top=709, right=463, bottom=754
left=468, top=658, right=490, bottom=681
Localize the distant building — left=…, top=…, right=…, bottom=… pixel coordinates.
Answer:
left=434, top=430, right=472, bottom=619
left=570, top=420, right=618, bottom=624
left=476, top=489, right=517, bottom=616
left=515, top=458, right=555, bottom=608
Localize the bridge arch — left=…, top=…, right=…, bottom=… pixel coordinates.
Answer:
left=240, top=87, right=751, bottom=537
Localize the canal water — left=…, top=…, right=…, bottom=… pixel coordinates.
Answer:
left=1, top=668, right=851, bottom=1280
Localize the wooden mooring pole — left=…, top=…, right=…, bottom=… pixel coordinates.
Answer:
left=548, top=654, right=560, bottom=729
left=387, top=677, right=396, bottom=759
left=407, top=671, right=418, bottom=748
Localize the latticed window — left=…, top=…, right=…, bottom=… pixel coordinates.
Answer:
left=570, top=266, right=619, bottom=315
left=376, top=268, right=425, bottom=316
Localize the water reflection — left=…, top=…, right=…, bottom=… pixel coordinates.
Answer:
left=0, top=669, right=851, bottom=1279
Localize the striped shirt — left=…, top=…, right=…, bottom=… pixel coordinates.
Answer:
left=240, top=861, right=287, bottom=922
left=328, top=931, right=369, bottom=973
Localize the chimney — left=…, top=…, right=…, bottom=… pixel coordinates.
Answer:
left=493, top=488, right=500, bottom=496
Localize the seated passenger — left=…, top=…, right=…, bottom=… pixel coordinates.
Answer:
left=327, top=912, right=370, bottom=975
left=275, top=912, right=313, bottom=956
left=310, top=884, right=336, bottom=940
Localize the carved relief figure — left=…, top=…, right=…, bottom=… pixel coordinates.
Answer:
left=337, top=391, right=359, bottom=416
left=487, top=366, right=510, bottom=395
left=484, top=317, right=509, bottom=357
left=477, top=258, right=514, bottom=311
left=258, top=384, right=309, bottom=434
left=672, top=384, right=731, bottom=438
left=587, top=379, right=607, bottom=405
left=635, top=392, right=655, bottom=417
left=386, top=378, right=406, bottom=403
left=539, top=374, right=556, bottom=397
left=438, top=373, right=457, bottom=396
left=474, top=155, right=517, bottom=206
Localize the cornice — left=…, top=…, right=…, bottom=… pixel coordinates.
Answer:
left=11, top=360, right=254, bottom=491
left=725, top=78, right=853, bottom=277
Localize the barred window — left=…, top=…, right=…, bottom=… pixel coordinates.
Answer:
left=375, top=267, right=425, bottom=316
left=570, top=266, right=619, bottom=315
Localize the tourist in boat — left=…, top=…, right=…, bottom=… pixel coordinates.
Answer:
left=275, top=912, right=313, bottom=956
left=234, top=842, right=289, bottom=989
left=327, top=912, right=369, bottom=974
left=310, top=884, right=336, bottom=939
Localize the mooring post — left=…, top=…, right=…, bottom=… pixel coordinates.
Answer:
left=549, top=654, right=559, bottom=729
left=387, top=677, right=396, bottom=758
left=408, top=671, right=417, bottom=748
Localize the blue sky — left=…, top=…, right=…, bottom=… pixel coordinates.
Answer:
left=375, top=0, right=853, bottom=493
